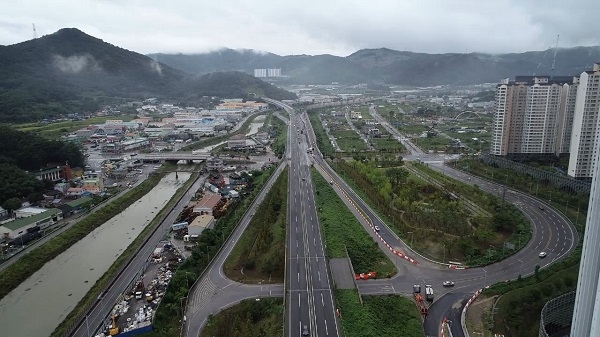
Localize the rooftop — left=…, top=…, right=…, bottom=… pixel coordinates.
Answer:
left=2, top=208, right=61, bottom=231
left=194, top=193, right=222, bottom=210
left=189, top=214, right=214, bottom=228
left=67, top=196, right=93, bottom=207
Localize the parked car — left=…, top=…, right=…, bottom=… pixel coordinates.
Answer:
left=374, top=226, right=380, bottom=232
left=443, top=281, right=454, bottom=287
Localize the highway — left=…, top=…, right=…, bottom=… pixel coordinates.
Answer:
left=268, top=99, right=578, bottom=337
left=285, top=108, right=340, bottom=337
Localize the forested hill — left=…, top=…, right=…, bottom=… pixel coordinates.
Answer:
left=0, top=28, right=296, bottom=122
left=0, top=125, right=84, bottom=206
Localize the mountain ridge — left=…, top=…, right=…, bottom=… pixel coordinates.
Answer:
left=149, top=45, right=600, bottom=85
left=0, top=28, right=296, bottom=122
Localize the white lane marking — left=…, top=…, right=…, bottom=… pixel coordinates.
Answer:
left=298, top=272, right=300, bottom=282
left=299, top=293, right=301, bottom=307
left=318, top=271, right=321, bottom=281
left=325, top=319, right=329, bottom=335
left=321, top=292, right=324, bottom=306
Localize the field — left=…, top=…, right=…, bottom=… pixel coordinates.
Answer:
left=335, top=290, right=424, bottom=337
left=200, top=298, right=283, bottom=337
left=223, top=168, right=288, bottom=283
left=13, top=115, right=135, bottom=139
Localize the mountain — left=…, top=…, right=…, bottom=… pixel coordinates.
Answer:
left=0, top=29, right=296, bottom=122
left=151, top=46, right=600, bottom=86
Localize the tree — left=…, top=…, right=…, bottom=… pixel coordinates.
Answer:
left=386, top=167, right=408, bottom=189
left=2, top=197, right=22, bottom=213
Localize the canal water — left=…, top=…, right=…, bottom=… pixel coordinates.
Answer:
left=0, top=172, right=191, bottom=337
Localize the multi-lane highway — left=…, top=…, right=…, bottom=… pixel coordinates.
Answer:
left=268, top=99, right=577, bottom=337
left=285, top=109, right=340, bottom=337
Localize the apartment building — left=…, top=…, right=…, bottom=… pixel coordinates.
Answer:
left=568, top=63, right=600, bottom=179
left=490, top=76, right=576, bottom=159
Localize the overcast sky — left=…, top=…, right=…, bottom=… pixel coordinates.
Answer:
left=1, top=0, right=599, bottom=56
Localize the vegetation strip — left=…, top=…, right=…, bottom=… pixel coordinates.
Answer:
left=148, top=166, right=277, bottom=336
left=200, top=297, right=283, bottom=337
left=311, top=167, right=396, bottom=277
left=335, top=289, right=424, bottom=337
left=223, top=167, right=288, bottom=283
left=51, top=169, right=199, bottom=336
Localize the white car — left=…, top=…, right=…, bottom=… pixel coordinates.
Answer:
left=443, top=281, right=455, bottom=287
left=374, top=226, right=380, bottom=232
left=539, top=252, right=547, bottom=258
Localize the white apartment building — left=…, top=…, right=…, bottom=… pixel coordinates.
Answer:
left=568, top=63, right=600, bottom=179
left=490, top=76, right=576, bottom=158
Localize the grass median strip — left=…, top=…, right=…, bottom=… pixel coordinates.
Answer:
left=311, top=168, right=396, bottom=277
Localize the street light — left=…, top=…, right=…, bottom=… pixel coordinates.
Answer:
left=517, top=258, right=523, bottom=277
left=482, top=268, right=487, bottom=288
left=407, top=232, right=414, bottom=247
left=442, top=243, right=446, bottom=263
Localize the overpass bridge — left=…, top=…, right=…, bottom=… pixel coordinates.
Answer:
left=137, top=151, right=211, bottom=162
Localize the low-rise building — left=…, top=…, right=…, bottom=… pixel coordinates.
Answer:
left=0, top=208, right=62, bottom=239
left=188, top=214, right=215, bottom=236
left=228, top=134, right=247, bottom=148
left=193, top=193, right=222, bottom=214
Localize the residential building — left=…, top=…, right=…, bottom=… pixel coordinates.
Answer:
left=490, top=76, right=576, bottom=158
left=571, top=145, right=600, bottom=335
left=568, top=63, right=600, bottom=179
left=254, top=69, right=267, bottom=78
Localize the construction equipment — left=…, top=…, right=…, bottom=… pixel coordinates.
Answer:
left=109, top=315, right=119, bottom=336
left=414, top=293, right=428, bottom=317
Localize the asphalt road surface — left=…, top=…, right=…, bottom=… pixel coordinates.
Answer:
left=285, top=109, right=340, bottom=337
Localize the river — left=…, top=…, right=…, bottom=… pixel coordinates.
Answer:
left=0, top=172, right=191, bottom=337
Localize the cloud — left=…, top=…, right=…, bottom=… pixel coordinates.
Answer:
left=52, top=54, right=101, bottom=73
left=1, top=0, right=599, bottom=56
left=149, top=58, right=163, bottom=77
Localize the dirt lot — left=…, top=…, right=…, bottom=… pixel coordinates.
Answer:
left=465, top=294, right=498, bottom=337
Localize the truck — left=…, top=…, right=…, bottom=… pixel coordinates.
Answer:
left=425, top=285, right=434, bottom=301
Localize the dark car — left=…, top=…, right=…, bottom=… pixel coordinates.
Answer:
left=442, top=281, right=455, bottom=287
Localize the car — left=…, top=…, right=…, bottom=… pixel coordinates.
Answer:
left=302, top=325, right=309, bottom=336
left=329, top=180, right=334, bottom=185
left=374, top=226, right=380, bottom=232
left=413, top=284, right=421, bottom=293
left=539, top=206, right=545, bottom=211
left=443, top=281, right=454, bottom=287
left=539, top=251, right=547, bottom=258
left=302, top=177, right=306, bottom=181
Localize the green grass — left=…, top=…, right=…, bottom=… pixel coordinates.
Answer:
left=12, top=115, right=135, bottom=139
left=369, top=138, right=405, bottom=152
left=335, top=290, right=424, bottom=337
left=201, top=298, right=283, bottom=337
left=223, top=168, right=288, bottom=283
left=307, top=111, right=335, bottom=155
left=332, top=130, right=367, bottom=152
left=312, top=168, right=396, bottom=277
